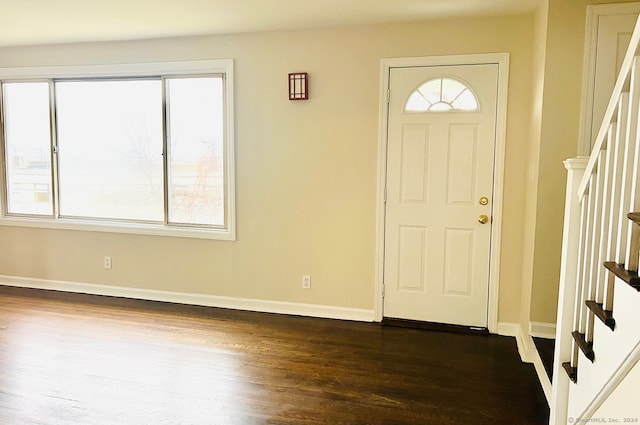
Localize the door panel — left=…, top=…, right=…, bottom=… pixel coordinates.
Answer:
left=590, top=14, right=637, bottom=149
left=447, top=124, right=478, bottom=205
left=444, top=228, right=473, bottom=296
left=400, top=125, right=429, bottom=203
left=398, top=225, right=427, bottom=291
left=383, top=64, right=498, bottom=327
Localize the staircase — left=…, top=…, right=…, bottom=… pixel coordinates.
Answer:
left=550, top=14, right=640, bottom=425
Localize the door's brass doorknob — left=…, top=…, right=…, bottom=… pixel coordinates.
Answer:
left=478, top=215, right=489, bottom=224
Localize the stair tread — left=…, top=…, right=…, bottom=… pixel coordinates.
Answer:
left=571, top=331, right=595, bottom=362
left=603, top=261, right=640, bottom=291
left=562, top=362, right=577, bottom=384
left=627, top=212, right=640, bottom=224
left=585, top=300, right=615, bottom=331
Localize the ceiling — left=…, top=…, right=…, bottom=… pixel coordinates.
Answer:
left=0, top=0, right=540, bottom=47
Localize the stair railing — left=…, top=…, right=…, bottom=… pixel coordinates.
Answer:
left=550, top=13, right=640, bottom=425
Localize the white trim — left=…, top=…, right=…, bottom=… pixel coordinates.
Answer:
left=0, top=275, right=375, bottom=322
left=550, top=157, right=589, bottom=425
left=497, top=322, right=529, bottom=361
left=0, top=216, right=235, bottom=240
left=374, top=58, right=390, bottom=323
left=578, top=3, right=640, bottom=156
left=0, top=60, right=233, bottom=80
left=578, top=339, right=640, bottom=420
left=0, top=59, right=236, bottom=241
left=374, top=52, right=510, bottom=334
left=497, top=321, right=552, bottom=402
left=527, top=320, right=557, bottom=401
left=529, top=321, right=557, bottom=339
left=224, top=60, right=237, bottom=241
left=530, top=341, right=553, bottom=404
left=578, top=16, right=640, bottom=199
left=496, top=321, right=521, bottom=337
left=498, top=322, right=552, bottom=404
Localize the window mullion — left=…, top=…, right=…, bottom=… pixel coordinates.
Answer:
left=49, top=79, right=60, bottom=218
left=162, top=77, right=169, bottom=225
left=0, top=83, right=7, bottom=217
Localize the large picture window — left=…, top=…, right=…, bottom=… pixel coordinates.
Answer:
left=56, top=79, right=164, bottom=221
left=0, top=60, right=235, bottom=239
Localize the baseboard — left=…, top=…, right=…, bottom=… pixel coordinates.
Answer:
left=497, top=322, right=529, bottom=361
left=0, top=275, right=375, bottom=322
left=529, top=337, right=552, bottom=404
left=498, top=321, right=552, bottom=404
left=529, top=321, right=557, bottom=339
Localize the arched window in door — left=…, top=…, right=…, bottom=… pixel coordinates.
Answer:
left=405, top=77, right=479, bottom=112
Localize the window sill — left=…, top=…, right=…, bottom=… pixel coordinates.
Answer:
left=0, top=216, right=235, bottom=241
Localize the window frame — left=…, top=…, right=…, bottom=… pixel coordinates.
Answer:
left=0, top=59, right=236, bottom=240
left=404, top=76, right=480, bottom=113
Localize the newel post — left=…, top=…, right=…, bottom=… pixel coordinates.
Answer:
left=549, top=157, right=588, bottom=425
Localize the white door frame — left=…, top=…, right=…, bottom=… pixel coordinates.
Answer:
left=374, top=53, right=510, bottom=333
left=578, top=2, right=640, bottom=156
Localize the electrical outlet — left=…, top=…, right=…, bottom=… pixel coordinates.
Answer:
left=302, top=275, right=311, bottom=289
left=104, top=256, right=112, bottom=269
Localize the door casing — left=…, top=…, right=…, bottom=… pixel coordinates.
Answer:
left=374, top=53, right=510, bottom=333
left=579, top=2, right=640, bottom=156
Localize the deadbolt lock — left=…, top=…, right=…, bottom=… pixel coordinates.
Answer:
left=479, top=197, right=489, bottom=206
left=478, top=215, right=489, bottom=224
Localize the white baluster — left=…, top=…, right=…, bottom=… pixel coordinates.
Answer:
left=617, top=57, right=640, bottom=266
left=579, top=176, right=596, bottom=337
left=604, top=94, right=629, bottom=311
left=596, top=126, right=616, bottom=304
left=626, top=96, right=640, bottom=271
left=572, top=198, right=589, bottom=368
left=587, top=165, right=606, bottom=343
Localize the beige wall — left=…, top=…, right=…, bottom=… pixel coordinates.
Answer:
left=520, top=0, right=549, bottom=330
left=530, top=0, right=591, bottom=325
left=0, top=15, right=535, bottom=321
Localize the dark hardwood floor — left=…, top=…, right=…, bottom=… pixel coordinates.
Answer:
left=0, top=286, right=549, bottom=424
left=533, top=337, right=555, bottom=381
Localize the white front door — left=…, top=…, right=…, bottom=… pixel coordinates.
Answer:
left=383, top=64, right=499, bottom=328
